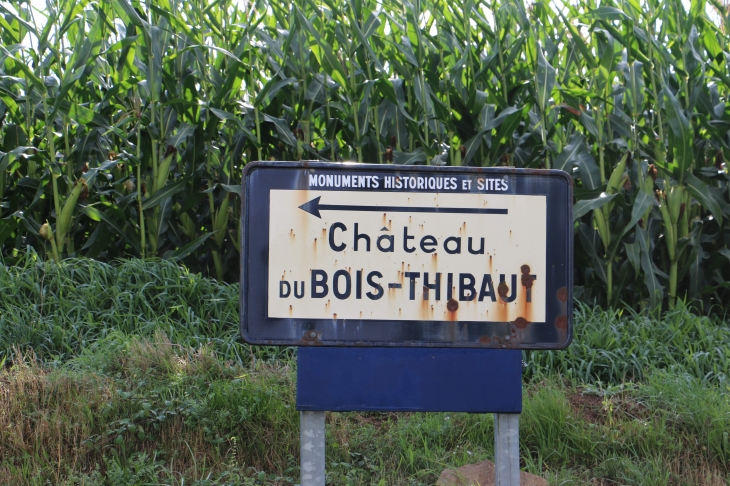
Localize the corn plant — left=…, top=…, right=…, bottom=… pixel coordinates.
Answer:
left=0, top=0, right=728, bottom=313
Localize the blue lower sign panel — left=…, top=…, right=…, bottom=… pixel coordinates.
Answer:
left=297, top=348, right=522, bottom=413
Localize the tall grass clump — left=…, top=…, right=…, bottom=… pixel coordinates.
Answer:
left=0, top=253, right=292, bottom=364
left=525, top=301, right=730, bottom=385
left=0, top=0, right=728, bottom=313
left=0, top=335, right=299, bottom=485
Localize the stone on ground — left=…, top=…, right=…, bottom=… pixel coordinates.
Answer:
left=436, top=459, right=548, bottom=486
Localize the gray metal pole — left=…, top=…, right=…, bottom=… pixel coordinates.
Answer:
left=494, top=413, right=520, bottom=486
left=300, top=411, right=326, bottom=486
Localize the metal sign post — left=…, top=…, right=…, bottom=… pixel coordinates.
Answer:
left=297, top=412, right=521, bottom=486
left=495, top=413, right=520, bottom=485
left=299, top=411, right=325, bottom=486
left=239, top=162, right=573, bottom=485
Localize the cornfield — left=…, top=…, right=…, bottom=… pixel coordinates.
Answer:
left=0, top=0, right=729, bottom=313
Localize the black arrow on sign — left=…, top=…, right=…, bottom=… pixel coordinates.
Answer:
left=298, top=196, right=508, bottom=219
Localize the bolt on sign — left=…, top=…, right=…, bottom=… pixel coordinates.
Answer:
left=240, top=162, right=573, bottom=349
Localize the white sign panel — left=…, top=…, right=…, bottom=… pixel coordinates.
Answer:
left=268, top=189, right=546, bottom=323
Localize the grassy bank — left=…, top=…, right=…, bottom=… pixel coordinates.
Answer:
left=1, top=333, right=728, bottom=485
left=0, top=256, right=289, bottom=366
left=2, top=257, right=728, bottom=386
left=1, top=258, right=729, bottom=484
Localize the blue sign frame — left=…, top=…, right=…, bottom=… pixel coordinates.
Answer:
left=240, top=161, right=573, bottom=349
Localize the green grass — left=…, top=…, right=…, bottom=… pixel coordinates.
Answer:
left=1, top=258, right=729, bottom=484
left=526, top=303, right=730, bottom=386
left=3, top=256, right=728, bottom=386
left=1, top=333, right=728, bottom=485
left=0, top=254, right=292, bottom=365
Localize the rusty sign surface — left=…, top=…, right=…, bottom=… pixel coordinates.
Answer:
left=240, top=161, right=573, bottom=349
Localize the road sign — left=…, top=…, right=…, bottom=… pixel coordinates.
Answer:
left=240, top=161, right=572, bottom=349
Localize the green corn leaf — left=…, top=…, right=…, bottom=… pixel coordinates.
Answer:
left=168, top=232, right=214, bottom=261
left=263, top=114, right=298, bottom=147
left=579, top=109, right=600, bottom=139
left=393, top=148, right=426, bottom=165
left=0, top=14, right=20, bottom=44
left=0, top=47, right=45, bottom=93
left=663, top=87, right=693, bottom=175
left=485, top=107, right=519, bottom=131
left=296, top=8, right=348, bottom=89
left=575, top=151, right=601, bottom=190
left=685, top=172, right=724, bottom=224
left=67, top=9, right=103, bottom=74
left=142, top=179, right=188, bottom=210
left=719, top=248, right=730, bottom=263
left=102, top=35, right=141, bottom=56
left=554, top=133, right=587, bottom=173
left=83, top=206, right=140, bottom=253
left=578, top=223, right=608, bottom=283
left=147, top=25, right=164, bottom=102
left=350, top=15, right=384, bottom=73
left=573, top=193, right=618, bottom=220
left=623, top=189, right=654, bottom=240
left=624, top=240, right=641, bottom=277
left=462, top=107, right=520, bottom=165
left=391, top=79, right=416, bottom=122
left=606, top=189, right=654, bottom=260
left=0, top=4, right=39, bottom=39
left=637, top=226, right=664, bottom=311
left=0, top=218, right=16, bottom=248
left=585, top=6, right=630, bottom=20
left=114, top=0, right=149, bottom=28
left=254, top=29, right=286, bottom=60
left=559, top=9, right=596, bottom=69
left=462, top=131, right=486, bottom=166
left=150, top=4, right=199, bottom=42
left=54, top=100, right=109, bottom=128
left=536, top=48, right=556, bottom=113
left=624, top=61, right=645, bottom=116
left=210, top=107, right=244, bottom=128
left=488, top=110, right=524, bottom=162
left=599, top=21, right=652, bottom=65
left=220, top=184, right=242, bottom=195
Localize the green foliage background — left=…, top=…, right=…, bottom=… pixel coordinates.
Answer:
left=1, top=0, right=729, bottom=312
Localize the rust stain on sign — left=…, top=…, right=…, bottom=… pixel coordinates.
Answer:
left=512, top=317, right=530, bottom=329
left=446, top=298, right=459, bottom=312
left=556, top=287, right=569, bottom=303
left=520, top=264, right=534, bottom=289
left=497, top=280, right=510, bottom=302
left=299, top=330, right=322, bottom=345
left=446, top=298, right=459, bottom=321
